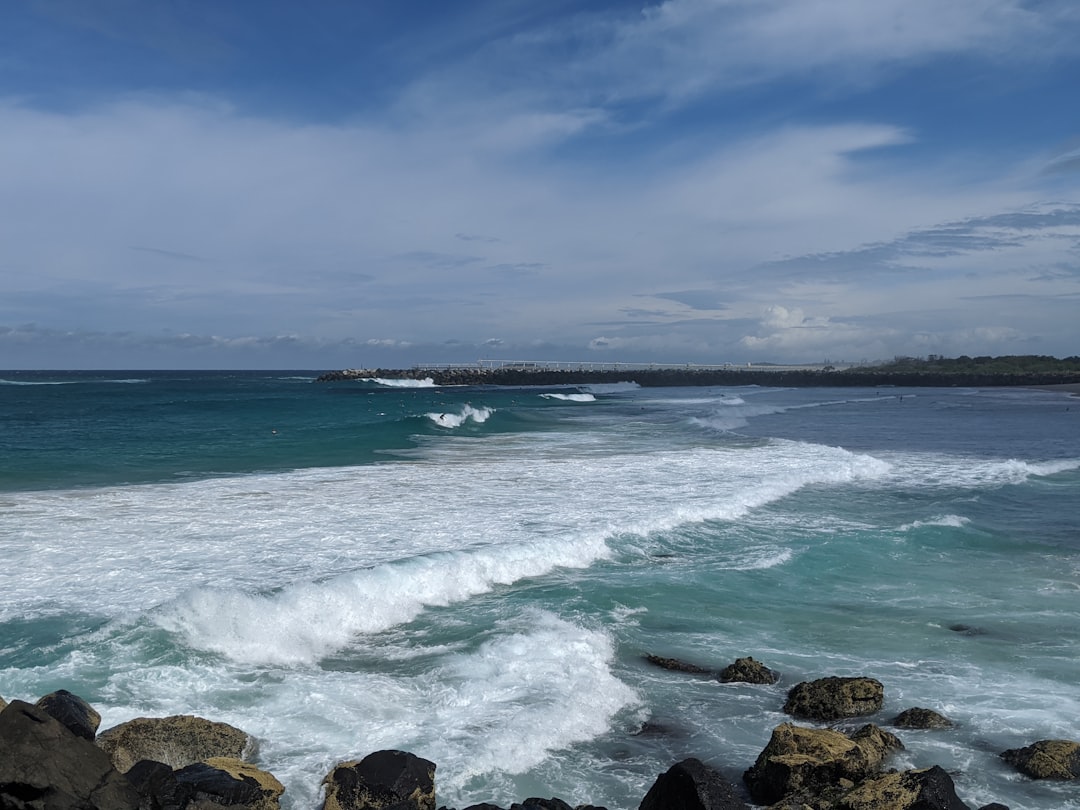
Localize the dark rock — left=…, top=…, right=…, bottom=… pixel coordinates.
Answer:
left=97, top=714, right=254, bottom=773
left=976, top=805, right=1010, bottom=810
left=35, top=689, right=102, bottom=740
left=644, top=654, right=713, bottom=675
left=783, top=676, right=884, bottom=721
left=461, top=805, right=506, bottom=810
left=174, top=757, right=284, bottom=809
left=633, top=720, right=678, bottom=738
left=323, top=750, right=436, bottom=810
left=834, top=765, right=969, bottom=809
left=510, top=800, right=573, bottom=810
left=125, top=759, right=197, bottom=810
left=948, top=624, right=986, bottom=636
left=717, top=657, right=779, bottom=685
left=1000, top=739, right=1080, bottom=779
left=639, top=757, right=749, bottom=810
left=891, top=707, right=954, bottom=729
left=0, top=699, right=141, bottom=810
left=743, top=722, right=903, bottom=806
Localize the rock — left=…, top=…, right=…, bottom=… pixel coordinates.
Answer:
left=125, top=759, right=197, bottom=810
left=1000, top=739, right=1080, bottom=779
left=644, top=654, right=713, bottom=674
left=323, top=750, right=436, bottom=810
left=510, top=800, right=573, bottom=810
left=174, top=757, right=284, bottom=810
left=717, top=657, right=779, bottom=685
left=742, top=722, right=903, bottom=806
left=639, top=758, right=749, bottom=810
left=783, top=676, right=884, bottom=721
left=976, top=804, right=1010, bottom=810
left=891, top=707, right=954, bottom=729
left=36, top=689, right=102, bottom=740
left=0, top=699, right=141, bottom=810
left=0, top=695, right=6, bottom=710
left=834, top=765, right=969, bottom=809
left=97, top=714, right=255, bottom=773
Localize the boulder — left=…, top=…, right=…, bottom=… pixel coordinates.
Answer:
left=323, top=750, right=436, bottom=810
left=96, top=714, right=254, bottom=773
left=834, top=765, right=969, bottom=810
left=510, top=800, right=573, bottom=810
left=174, top=757, right=284, bottom=810
left=891, top=707, right=954, bottom=730
left=1000, top=739, right=1080, bottom=779
left=0, top=699, right=141, bottom=810
left=0, top=695, right=6, bottom=710
left=717, top=657, right=779, bottom=685
left=639, top=758, right=749, bottom=810
left=742, top=722, right=903, bottom=806
left=36, top=689, right=102, bottom=740
left=644, top=654, right=713, bottom=675
left=783, top=677, right=884, bottom=722
left=125, top=759, right=196, bottom=810
left=975, top=805, right=1010, bottom=810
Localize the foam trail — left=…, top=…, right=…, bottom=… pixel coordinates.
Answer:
left=427, top=405, right=494, bottom=427
left=540, top=393, right=596, bottom=402
left=154, top=532, right=611, bottom=665
left=365, top=377, right=438, bottom=388
left=900, top=515, right=971, bottom=531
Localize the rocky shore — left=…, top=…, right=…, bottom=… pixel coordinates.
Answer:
left=4, top=658, right=1077, bottom=810
left=314, top=367, right=1080, bottom=389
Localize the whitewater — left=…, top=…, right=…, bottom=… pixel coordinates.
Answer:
left=1, top=372, right=1078, bottom=809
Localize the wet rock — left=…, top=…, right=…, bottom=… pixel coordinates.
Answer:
left=891, top=707, right=954, bottom=729
left=975, top=804, right=1010, bottom=810
left=1000, top=739, right=1080, bottom=779
left=717, top=657, right=779, bottom=685
left=948, top=624, right=986, bottom=636
left=644, top=654, right=713, bottom=675
left=97, top=714, right=255, bottom=773
left=783, top=676, right=884, bottom=722
left=174, top=757, right=284, bottom=810
left=0, top=695, right=6, bottom=710
left=834, top=765, right=969, bottom=809
left=639, top=758, right=749, bottom=810
left=36, top=689, right=102, bottom=740
left=510, top=799, right=573, bottom=810
left=323, top=750, right=436, bottom=810
left=125, top=759, right=196, bottom=810
left=743, top=722, right=903, bottom=806
left=0, top=699, right=141, bottom=810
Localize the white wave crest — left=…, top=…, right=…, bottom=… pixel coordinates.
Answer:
left=428, top=405, right=494, bottom=427
left=364, top=377, right=437, bottom=388
left=540, top=393, right=596, bottom=402
left=900, top=515, right=971, bottom=532
left=153, top=533, right=612, bottom=665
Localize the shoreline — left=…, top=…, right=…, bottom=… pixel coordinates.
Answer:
left=316, top=367, right=1080, bottom=389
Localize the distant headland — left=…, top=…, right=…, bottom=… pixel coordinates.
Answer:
left=316, top=355, right=1080, bottom=389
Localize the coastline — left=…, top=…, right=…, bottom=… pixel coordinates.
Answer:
left=316, top=366, right=1080, bottom=389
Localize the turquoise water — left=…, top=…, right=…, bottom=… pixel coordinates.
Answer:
left=1, top=371, right=1078, bottom=809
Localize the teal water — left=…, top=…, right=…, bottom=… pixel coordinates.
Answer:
left=1, top=371, right=1078, bottom=809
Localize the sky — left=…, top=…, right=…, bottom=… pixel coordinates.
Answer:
left=2, top=0, right=1080, bottom=370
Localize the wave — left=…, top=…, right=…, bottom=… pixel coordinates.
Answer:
left=885, top=455, right=1080, bottom=490
left=427, top=405, right=494, bottom=427
left=363, top=377, right=438, bottom=388
left=899, top=515, right=971, bottom=531
left=0, top=377, right=149, bottom=386
left=540, top=393, right=596, bottom=402
left=153, top=532, right=613, bottom=665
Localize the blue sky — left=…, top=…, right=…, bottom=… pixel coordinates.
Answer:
left=2, top=0, right=1079, bottom=369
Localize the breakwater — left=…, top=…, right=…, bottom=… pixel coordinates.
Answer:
left=315, top=366, right=1080, bottom=388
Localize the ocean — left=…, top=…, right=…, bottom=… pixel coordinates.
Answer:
left=1, top=370, right=1078, bottom=810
